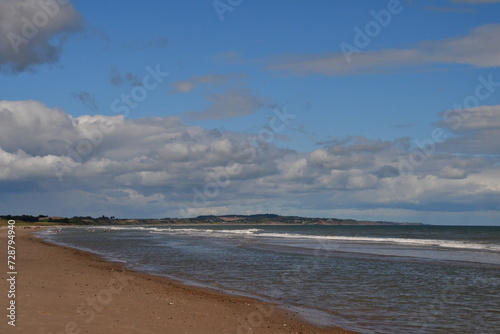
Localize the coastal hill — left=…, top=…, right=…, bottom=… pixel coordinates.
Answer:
left=0, top=214, right=424, bottom=226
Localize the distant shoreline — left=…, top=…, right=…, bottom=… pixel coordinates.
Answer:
left=1, top=213, right=425, bottom=226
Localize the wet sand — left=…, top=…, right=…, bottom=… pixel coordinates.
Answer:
left=1, top=228, right=360, bottom=334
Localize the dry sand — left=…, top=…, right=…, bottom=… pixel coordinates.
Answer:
left=1, top=227, right=360, bottom=334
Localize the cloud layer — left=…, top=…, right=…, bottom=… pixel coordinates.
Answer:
left=1, top=100, right=499, bottom=220
left=269, top=24, right=500, bottom=76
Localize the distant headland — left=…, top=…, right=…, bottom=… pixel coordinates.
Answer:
left=0, top=214, right=424, bottom=226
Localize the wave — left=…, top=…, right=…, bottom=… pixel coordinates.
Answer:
left=96, top=226, right=153, bottom=231
left=92, top=226, right=500, bottom=252
left=256, top=233, right=500, bottom=252
left=151, top=228, right=263, bottom=236
left=96, top=226, right=263, bottom=237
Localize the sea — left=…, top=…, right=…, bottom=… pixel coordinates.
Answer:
left=38, top=224, right=500, bottom=334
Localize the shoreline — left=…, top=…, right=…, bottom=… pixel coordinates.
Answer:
left=1, top=228, right=360, bottom=334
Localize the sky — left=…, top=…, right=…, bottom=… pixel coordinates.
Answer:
left=0, top=0, right=500, bottom=225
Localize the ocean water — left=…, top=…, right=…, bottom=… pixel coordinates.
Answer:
left=39, top=225, right=500, bottom=334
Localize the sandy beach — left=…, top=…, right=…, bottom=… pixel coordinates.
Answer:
left=1, top=228, right=359, bottom=334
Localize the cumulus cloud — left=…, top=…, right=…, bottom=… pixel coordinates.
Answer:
left=439, top=165, right=468, bottom=179
left=0, top=100, right=77, bottom=156
left=0, top=146, right=70, bottom=180
left=437, top=105, right=500, bottom=154
left=268, top=24, right=500, bottom=76
left=0, top=0, right=83, bottom=74
left=1, top=100, right=499, bottom=220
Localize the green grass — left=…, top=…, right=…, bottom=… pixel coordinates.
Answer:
left=0, top=220, right=63, bottom=227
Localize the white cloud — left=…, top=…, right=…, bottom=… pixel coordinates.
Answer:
left=0, top=146, right=70, bottom=180
left=437, top=105, right=500, bottom=154
left=0, top=100, right=77, bottom=155
left=442, top=105, right=500, bottom=130
left=439, top=165, right=468, bottom=179
left=282, top=158, right=308, bottom=180
left=1, top=100, right=500, bottom=220
left=269, top=24, right=500, bottom=76
left=0, top=0, right=83, bottom=73
left=309, top=148, right=373, bottom=170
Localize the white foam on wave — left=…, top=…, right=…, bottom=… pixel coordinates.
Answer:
left=257, top=233, right=500, bottom=252
left=97, top=226, right=263, bottom=237
left=91, top=226, right=500, bottom=252
left=218, top=229, right=262, bottom=234
left=151, top=227, right=263, bottom=236
left=96, top=226, right=152, bottom=231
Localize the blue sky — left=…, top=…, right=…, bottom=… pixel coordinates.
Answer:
left=1, top=0, right=500, bottom=225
